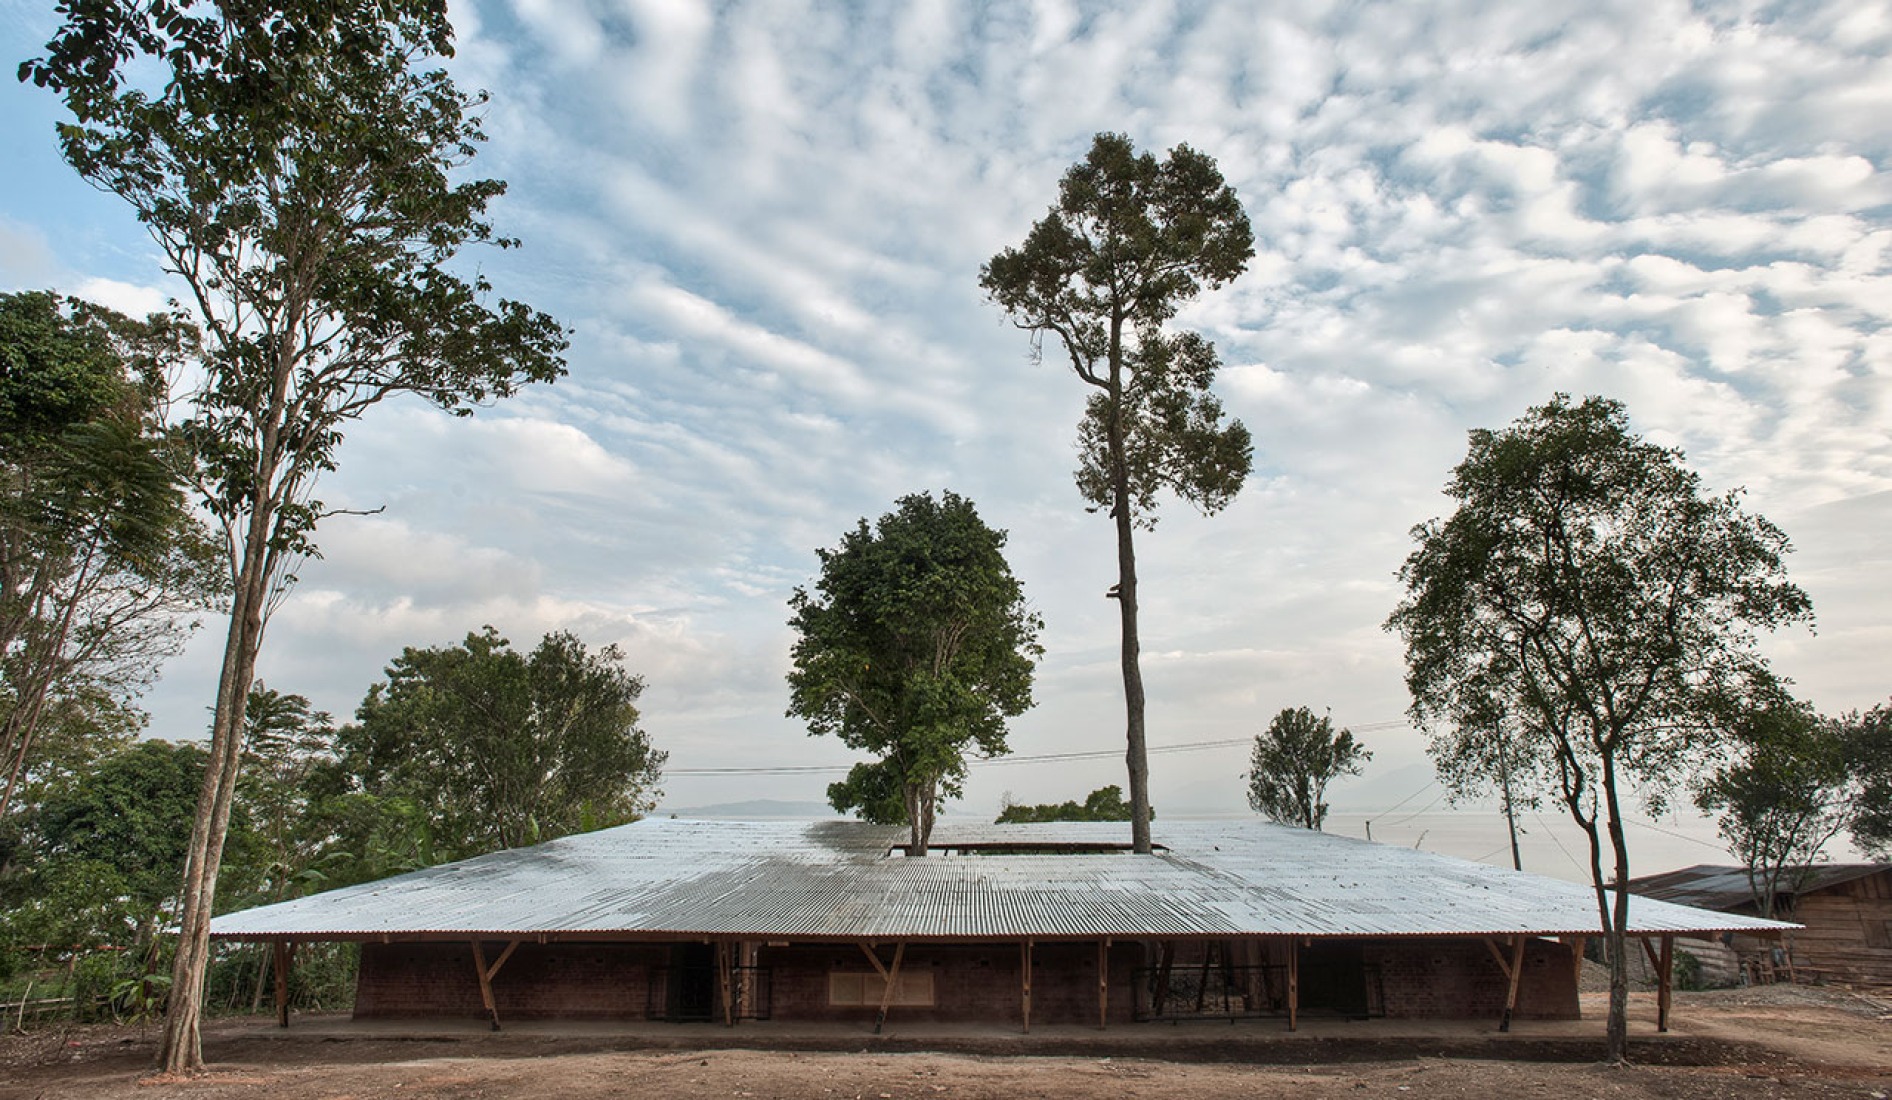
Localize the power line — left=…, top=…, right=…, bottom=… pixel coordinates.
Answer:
left=668, top=735, right=1254, bottom=777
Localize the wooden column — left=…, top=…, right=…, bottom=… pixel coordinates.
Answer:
left=1097, top=939, right=1110, bottom=1029
left=469, top=940, right=521, bottom=1031
left=1286, top=935, right=1301, bottom=1029
left=859, top=942, right=907, bottom=1035
left=718, top=941, right=734, bottom=1027
left=1020, top=939, right=1034, bottom=1034
left=1656, top=935, right=1674, bottom=1033
left=1563, top=935, right=1587, bottom=994
left=272, top=941, right=292, bottom=1028
left=1484, top=936, right=1526, bottom=1032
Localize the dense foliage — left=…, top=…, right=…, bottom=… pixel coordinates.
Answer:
left=0, top=291, right=220, bottom=824
left=995, top=785, right=1138, bottom=824
left=982, top=133, right=1252, bottom=853
left=789, top=491, right=1041, bottom=854
left=1245, top=707, right=1370, bottom=831
left=1386, top=394, right=1812, bottom=1060
left=336, top=628, right=666, bottom=861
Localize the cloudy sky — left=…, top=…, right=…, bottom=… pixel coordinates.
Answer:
left=2, top=1, right=1887, bottom=858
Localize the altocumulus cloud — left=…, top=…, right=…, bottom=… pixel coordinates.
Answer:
left=0, top=0, right=1885, bottom=835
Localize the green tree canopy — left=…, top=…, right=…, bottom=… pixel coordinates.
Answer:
left=336, top=627, right=665, bottom=862
left=982, top=132, right=1253, bottom=853
left=995, top=785, right=1138, bottom=824
left=23, top=0, right=567, bottom=1068
left=789, top=491, right=1042, bottom=855
left=1245, top=707, right=1370, bottom=831
left=1838, top=700, right=1892, bottom=858
left=1693, top=688, right=1856, bottom=919
left=1385, top=393, right=1812, bottom=1060
left=1, top=291, right=220, bottom=824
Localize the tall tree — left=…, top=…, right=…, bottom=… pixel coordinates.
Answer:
left=788, top=491, right=1042, bottom=855
left=1385, top=394, right=1812, bottom=1062
left=336, top=628, right=665, bottom=861
left=1694, top=690, right=1854, bottom=919
left=1245, top=706, right=1370, bottom=831
left=982, top=133, right=1253, bottom=854
left=0, top=291, right=220, bottom=823
left=23, top=1, right=568, bottom=1071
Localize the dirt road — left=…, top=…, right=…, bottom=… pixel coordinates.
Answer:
left=3, top=988, right=1887, bottom=1099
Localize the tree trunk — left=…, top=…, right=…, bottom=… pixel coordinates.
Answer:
left=157, top=515, right=271, bottom=1074
left=1104, top=316, right=1152, bottom=855
left=1602, top=754, right=1634, bottom=1064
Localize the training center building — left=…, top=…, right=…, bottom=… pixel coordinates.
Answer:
left=211, top=819, right=1788, bottom=1033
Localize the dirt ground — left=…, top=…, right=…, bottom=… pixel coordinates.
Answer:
left=3, top=987, right=1888, bottom=1100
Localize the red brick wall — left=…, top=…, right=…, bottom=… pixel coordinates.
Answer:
left=353, top=937, right=1577, bottom=1023
left=763, top=942, right=1139, bottom=1026
left=355, top=942, right=669, bottom=1020
left=1366, top=937, right=1578, bottom=1020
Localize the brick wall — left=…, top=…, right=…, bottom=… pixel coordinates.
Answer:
left=355, top=942, right=669, bottom=1020
left=763, top=942, right=1139, bottom=1026
left=1366, top=937, right=1578, bottom=1020
left=354, top=936, right=1577, bottom=1023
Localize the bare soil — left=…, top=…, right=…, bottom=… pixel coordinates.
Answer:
left=3, top=988, right=1888, bottom=1099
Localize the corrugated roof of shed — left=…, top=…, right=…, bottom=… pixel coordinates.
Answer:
left=209, top=818, right=1794, bottom=941
left=1624, top=862, right=1892, bottom=912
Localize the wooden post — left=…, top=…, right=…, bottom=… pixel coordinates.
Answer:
left=1484, top=936, right=1526, bottom=1032
left=875, top=943, right=905, bottom=1035
left=1286, top=935, right=1301, bottom=1029
left=1564, top=935, right=1587, bottom=994
left=1153, top=942, right=1176, bottom=1017
left=272, top=941, right=291, bottom=1028
left=1656, top=935, right=1674, bottom=1033
left=1097, top=939, right=1110, bottom=1029
left=1020, top=939, right=1033, bottom=1034
left=718, top=941, right=734, bottom=1027
left=469, top=940, right=521, bottom=1031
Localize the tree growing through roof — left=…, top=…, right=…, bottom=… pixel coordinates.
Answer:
left=0, top=291, right=221, bottom=824
left=982, top=133, right=1254, bottom=854
left=1694, top=688, right=1855, bottom=919
left=23, top=0, right=568, bottom=1070
left=1245, top=707, right=1370, bottom=831
left=334, top=628, right=665, bottom=863
left=789, top=491, right=1042, bottom=856
left=995, top=784, right=1138, bottom=824
left=1385, top=394, right=1813, bottom=1062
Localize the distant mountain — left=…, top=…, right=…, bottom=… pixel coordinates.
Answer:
left=659, top=799, right=842, bottom=819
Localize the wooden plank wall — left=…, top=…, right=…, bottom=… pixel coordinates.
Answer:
left=1788, top=868, right=1892, bottom=987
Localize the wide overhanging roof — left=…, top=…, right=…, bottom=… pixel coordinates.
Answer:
left=210, top=818, right=1793, bottom=942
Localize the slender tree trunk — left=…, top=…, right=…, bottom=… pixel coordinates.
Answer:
left=1103, top=315, right=1152, bottom=856
left=1601, top=753, right=1634, bottom=1063
left=158, top=514, right=270, bottom=1074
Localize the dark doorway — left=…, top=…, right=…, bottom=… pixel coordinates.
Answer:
left=666, top=943, right=716, bottom=1021
left=1298, top=942, right=1378, bottom=1017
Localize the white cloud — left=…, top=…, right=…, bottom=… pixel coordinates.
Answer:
left=10, top=0, right=1886, bottom=860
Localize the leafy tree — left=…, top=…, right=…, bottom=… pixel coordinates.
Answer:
left=1245, top=707, right=1370, bottom=831
left=23, top=0, right=567, bottom=1069
left=995, top=785, right=1138, bottom=824
left=0, top=740, right=256, bottom=1018
left=1385, top=394, right=1812, bottom=1061
left=0, top=291, right=220, bottom=823
left=235, top=684, right=338, bottom=905
left=335, top=628, right=665, bottom=862
left=1838, top=700, right=1892, bottom=858
left=1694, top=690, right=1854, bottom=919
left=789, top=491, right=1042, bottom=855
left=982, top=133, right=1253, bottom=853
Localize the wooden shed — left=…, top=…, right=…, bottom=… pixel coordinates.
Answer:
left=1626, top=863, right=1892, bottom=987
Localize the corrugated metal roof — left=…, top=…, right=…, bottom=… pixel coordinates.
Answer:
left=210, top=819, right=1794, bottom=941
left=1625, top=862, right=1892, bottom=912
